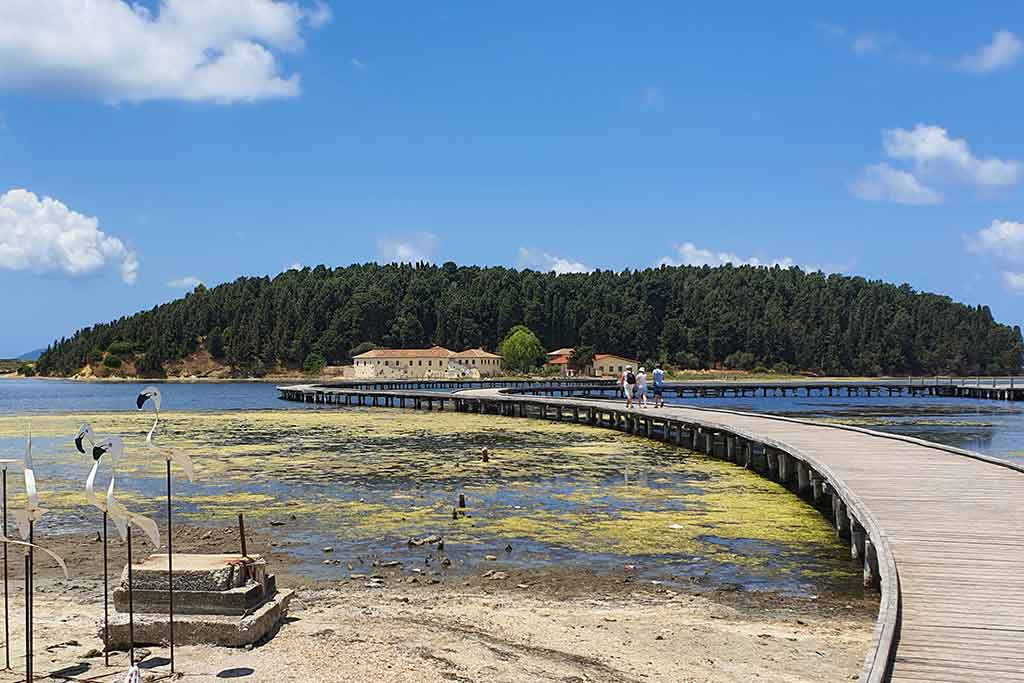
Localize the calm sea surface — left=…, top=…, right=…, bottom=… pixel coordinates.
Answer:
left=1, top=378, right=1022, bottom=464
left=0, top=377, right=1019, bottom=592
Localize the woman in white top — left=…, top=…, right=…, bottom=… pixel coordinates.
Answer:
left=636, top=367, right=648, bottom=408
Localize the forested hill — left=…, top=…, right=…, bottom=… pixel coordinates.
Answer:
left=36, top=262, right=1023, bottom=377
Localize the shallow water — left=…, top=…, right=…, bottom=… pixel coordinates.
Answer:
left=0, top=407, right=858, bottom=595
left=3, top=377, right=1020, bottom=593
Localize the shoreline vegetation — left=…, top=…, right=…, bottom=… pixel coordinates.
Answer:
left=0, top=368, right=947, bottom=383
left=28, top=263, right=1024, bottom=381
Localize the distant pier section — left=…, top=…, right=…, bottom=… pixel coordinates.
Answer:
left=278, top=376, right=1024, bottom=404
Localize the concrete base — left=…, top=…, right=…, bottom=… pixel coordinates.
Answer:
left=114, top=575, right=277, bottom=615
left=104, top=589, right=293, bottom=649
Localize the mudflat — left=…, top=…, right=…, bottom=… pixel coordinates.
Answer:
left=0, top=525, right=875, bottom=683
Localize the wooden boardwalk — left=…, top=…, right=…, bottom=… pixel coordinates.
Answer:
left=278, top=383, right=1024, bottom=682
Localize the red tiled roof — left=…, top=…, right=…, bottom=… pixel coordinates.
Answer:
left=546, top=347, right=575, bottom=358
left=593, top=353, right=636, bottom=363
left=451, top=348, right=503, bottom=358
left=353, top=346, right=453, bottom=359
left=545, top=356, right=570, bottom=365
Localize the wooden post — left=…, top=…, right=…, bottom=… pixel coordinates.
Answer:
left=850, top=519, right=866, bottom=562
left=797, top=461, right=811, bottom=496
left=726, top=436, right=735, bottom=461
left=704, top=432, right=712, bottom=455
left=833, top=497, right=850, bottom=539
left=766, top=449, right=779, bottom=480
left=863, top=537, right=880, bottom=589
left=811, top=477, right=827, bottom=507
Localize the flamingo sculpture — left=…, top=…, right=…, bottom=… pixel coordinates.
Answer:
left=8, top=431, right=68, bottom=683
left=90, top=435, right=159, bottom=673
left=0, top=455, right=17, bottom=670
left=75, top=423, right=115, bottom=666
left=137, top=386, right=192, bottom=673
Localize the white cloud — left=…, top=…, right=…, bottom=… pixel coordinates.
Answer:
left=957, top=30, right=1023, bottom=74
left=1002, top=271, right=1024, bottom=292
left=0, top=188, right=137, bottom=283
left=852, top=32, right=888, bottom=55
left=167, top=275, right=202, bottom=289
left=517, top=248, right=591, bottom=274
left=658, top=242, right=795, bottom=269
left=853, top=125, right=1020, bottom=205
left=285, top=262, right=303, bottom=271
left=967, top=220, right=1024, bottom=260
left=377, top=232, right=438, bottom=264
left=349, top=58, right=366, bottom=70
left=0, top=0, right=331, bottom=104
left=883, top=125, right=1020, bottom=187
left=850, top=162, right=943, bottom=205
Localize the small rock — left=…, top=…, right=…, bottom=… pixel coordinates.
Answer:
left=484, top=555, right=497, bottom=561
left=82, top=648, right=103, bottom=658
left=504, top=543, right=513, bottom=553
left=516, top=583, right=530, bottom=589
left=489, top=572, right=508, bottom=581
left=441, top=558, right=452, bottom=568
left=269, top=520, right=285, bottom=527
left=380, top=561, right=400, bottom=568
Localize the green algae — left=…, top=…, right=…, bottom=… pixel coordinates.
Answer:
left=0, top=409, right=859, bottom=591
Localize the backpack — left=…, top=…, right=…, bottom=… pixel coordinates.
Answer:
left=626, top=371, right=636, bottom=385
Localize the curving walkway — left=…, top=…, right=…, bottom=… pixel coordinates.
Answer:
left=278, top=383, right=1024, bottom=682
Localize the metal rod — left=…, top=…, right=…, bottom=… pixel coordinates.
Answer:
left=166, top=462, right=174, bottom=673
left=27, top=520, right=33, bottom=683
left=22, top=555, right=28, bottom=683
left=238, top=513, right=247, bottom=557
left=102, top=511, right=109, bottom=667
left=127, top=527, right=134, bottom=667
left=2, top=468, right=8, bottom=671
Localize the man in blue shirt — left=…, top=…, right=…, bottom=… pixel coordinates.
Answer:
left=652, top=363, right=665, bottom=408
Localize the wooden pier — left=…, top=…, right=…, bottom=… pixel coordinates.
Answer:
left=288, top=376, right=1024, bottom=402
left=277, top=381, right=1024, bottom=682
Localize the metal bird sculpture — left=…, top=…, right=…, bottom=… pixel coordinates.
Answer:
left=91, top=435, right=158, bottom=669
left=12, top=432, right=44, bottom=542
left=75, top=423, right=114, bottom=665
left=137, top=386, right=192, bottom=672
left=0, top=455, right=16, bottom=670
left=91, top=437, right=160, bottom=548
left=10, top=430, right=68, bottom=683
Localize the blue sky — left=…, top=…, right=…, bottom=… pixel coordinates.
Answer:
left=1, top=1, right=1024, bottom=356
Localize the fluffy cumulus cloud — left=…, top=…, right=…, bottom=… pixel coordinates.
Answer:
left=965, top=220, right=1024, bottom=293
left=167, top=275, right=202, bottom=289
left=850, top=162, right=943, bottom=205
left=658, top=242, right=795, bottom=269
left=883, top=125, right=1020, bottom=187
left=957, top=30, right=1023, bottom=74
left=967, top=220, right=1024, bottom=260
left=852, top=125, right=1020, bottom=205
left=1002, top=271, right=1024, bottom=292
left=516, top=248, right=591, bottom=274
left=0, top=188, right=137, bottom=283
left=377, top=233, right=438, bottom=264
left=0, top=0, right=332, bottom=104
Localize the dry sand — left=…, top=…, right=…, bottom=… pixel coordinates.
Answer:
left=0, top=526, right=875, bottom=683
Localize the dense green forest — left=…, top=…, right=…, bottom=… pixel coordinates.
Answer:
left=35, top=262, right=1023, bottom=377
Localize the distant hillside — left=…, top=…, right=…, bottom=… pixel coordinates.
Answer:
left=35, top=262, right=1023, bottom=378
left=17, top=348, right=45, bottom=361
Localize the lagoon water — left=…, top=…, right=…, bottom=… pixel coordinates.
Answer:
left=0, top=377, right=1019, bottom=593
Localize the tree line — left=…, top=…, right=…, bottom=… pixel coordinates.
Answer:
left=35, top=261, right=1023, bottom=377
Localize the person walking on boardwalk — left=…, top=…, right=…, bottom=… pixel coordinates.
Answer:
left=636, top=366, right=649, bottom=408
left=620, top=365, right=636, bottom=408
left=652, top=363, right=665, bottom=408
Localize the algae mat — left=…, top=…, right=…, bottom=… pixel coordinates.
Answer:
left=0, top=408, right=860, bottom=594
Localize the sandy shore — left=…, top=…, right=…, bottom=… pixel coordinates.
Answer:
left=0, top=525, right=876, bottom=683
